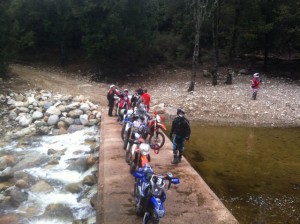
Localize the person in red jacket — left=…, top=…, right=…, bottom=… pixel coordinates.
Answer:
left=141, top=89, right=151, bottom=111
left=251, top=73, right=262, bottom=100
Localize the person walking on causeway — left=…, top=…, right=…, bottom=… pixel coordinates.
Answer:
left=169, top=109, right=191, bottom=164
left=107, top=85, right=117, bottom=116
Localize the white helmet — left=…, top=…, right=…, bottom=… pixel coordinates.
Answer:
left=253, top=73, right=259, bottom=78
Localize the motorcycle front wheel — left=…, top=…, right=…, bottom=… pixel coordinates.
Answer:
left=143, top=208, right=159, bottom=224
left=121, top=123, right=126, bottom=141
left=149, top=131, right=165, bottom=151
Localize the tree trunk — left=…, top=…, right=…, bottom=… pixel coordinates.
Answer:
left=188, top=0, right=201, bottom=92
left=212, top=0, right=220, bottom=86
left=226, top=0, right=241, bottom=85
left=189, top=0, right=213, bottom=92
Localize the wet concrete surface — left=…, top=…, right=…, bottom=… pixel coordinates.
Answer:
left=97, top=113, right=239, bottom=224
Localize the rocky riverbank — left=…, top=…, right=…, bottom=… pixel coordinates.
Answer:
left=0, top=89, right=101, bottom=144
left=0, top=89, right=101, bottom=223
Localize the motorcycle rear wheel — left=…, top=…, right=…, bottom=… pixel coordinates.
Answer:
left=149, top=131, right=165, bottom=151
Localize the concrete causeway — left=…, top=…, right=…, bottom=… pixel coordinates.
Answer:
left=97, top=113, right=239, bottom=224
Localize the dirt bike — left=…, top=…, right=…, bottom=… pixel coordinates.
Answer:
left=132, top=164, right=180, bottom=224
left=123, top=115, right=148, bottom=150
left=121, top=109, right=134, bottom=141
left=128, top=138, right=151, bottom=174
left=147, top=110, right=166, bottom=153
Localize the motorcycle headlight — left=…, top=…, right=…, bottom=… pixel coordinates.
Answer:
left=150, top=175, right=165, bottom=196
left=134, top=133, right=141, bottom=139
left=140, top=143, right=150, bottom=155
left=156, top=115, right=161, bottom=122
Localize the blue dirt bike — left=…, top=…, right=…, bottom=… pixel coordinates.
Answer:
left=132, top=164, right=180, bottom=224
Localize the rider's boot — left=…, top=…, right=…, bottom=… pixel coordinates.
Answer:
left=178, top=152, right=183, bottom=163
left=171, top=155, right=179, bottom=164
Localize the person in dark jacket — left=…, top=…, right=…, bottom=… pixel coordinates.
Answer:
left=107, top=85, right=116, bottom=116
left=169, top=109, right=191, bottom=164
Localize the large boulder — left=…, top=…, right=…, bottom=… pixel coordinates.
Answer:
left=11, top=152, right=50, bottom=173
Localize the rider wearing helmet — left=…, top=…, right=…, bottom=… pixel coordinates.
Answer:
left=169, top=109, right=191, bottom=164
left=251, top=73, right=262, bottom=100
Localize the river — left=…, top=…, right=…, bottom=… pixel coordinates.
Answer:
left=0, top=126, right=98, bottom=224
left=182, top=124, right=300, bottom=224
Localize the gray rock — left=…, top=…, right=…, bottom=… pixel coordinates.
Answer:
left=31, top=180, right=53, bottom=193
left=46, top=106, right=61, bottom=116
left=57, top=104, right=66, bottom=112
left=66, top=102, right=80, bottom=111
left=47, top=115, right=59, bottom=126
left=67, top=157, right=88, bottom=172
left=68, top=109, right=83, bottom=118
left=32, top=111, right=43, bottom=120
left=27, top=96, right=36, bottom=105
left=62, top=117, right=74, bottom=125
left=7, top=98, right=16, bottom=105
left=19, top=115, right=33, bottom=127
left=15, top=179, right=29, bottom=189
left=42, top=203, right=73, bottom=219
left=18, top=107, right=29, bottom=113
left=65, top=183, right=83, bottom=194
left=82, top=175, right=97, bottom=186
left=0, top=167, right=13, bottom=180
left=8, top=111, right=18, bottom=120
left=15, top=94, right=25, bottom=102
left=43, top=101, right=52, bottom=110
left=11, top=152, right=50, bottom=173
left=80, top=114, right=89, bottom=126
left=15, top=101, right=25, bottom=107
left=74, top=118, right=82, bottom=125
left=80, top=103, right=90, bottom=112
left=87, top=119, right=99, bottom=126
left=4, top=186, right=29, bottom=207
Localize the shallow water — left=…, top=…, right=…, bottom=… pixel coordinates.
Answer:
left=182, top=124, right=300, bottom=224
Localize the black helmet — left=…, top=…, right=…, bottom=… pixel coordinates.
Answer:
left=177, top=108, right=185, bottom=115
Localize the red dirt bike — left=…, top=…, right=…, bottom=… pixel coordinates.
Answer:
left=127, top=137, right=151, bottom=174
left=147, top=110, right=166, bottom=153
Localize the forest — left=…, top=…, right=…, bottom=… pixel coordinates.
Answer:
left=0, top=0, right=299, bottom=79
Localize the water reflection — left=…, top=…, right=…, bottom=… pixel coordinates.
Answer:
left=183, top=124, right=300, bottom=224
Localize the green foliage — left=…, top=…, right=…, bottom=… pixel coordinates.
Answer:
left=0, top=0, right=299, bottom=76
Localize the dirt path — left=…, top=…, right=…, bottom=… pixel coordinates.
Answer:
left=2, top=63, right=300, bottom=127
